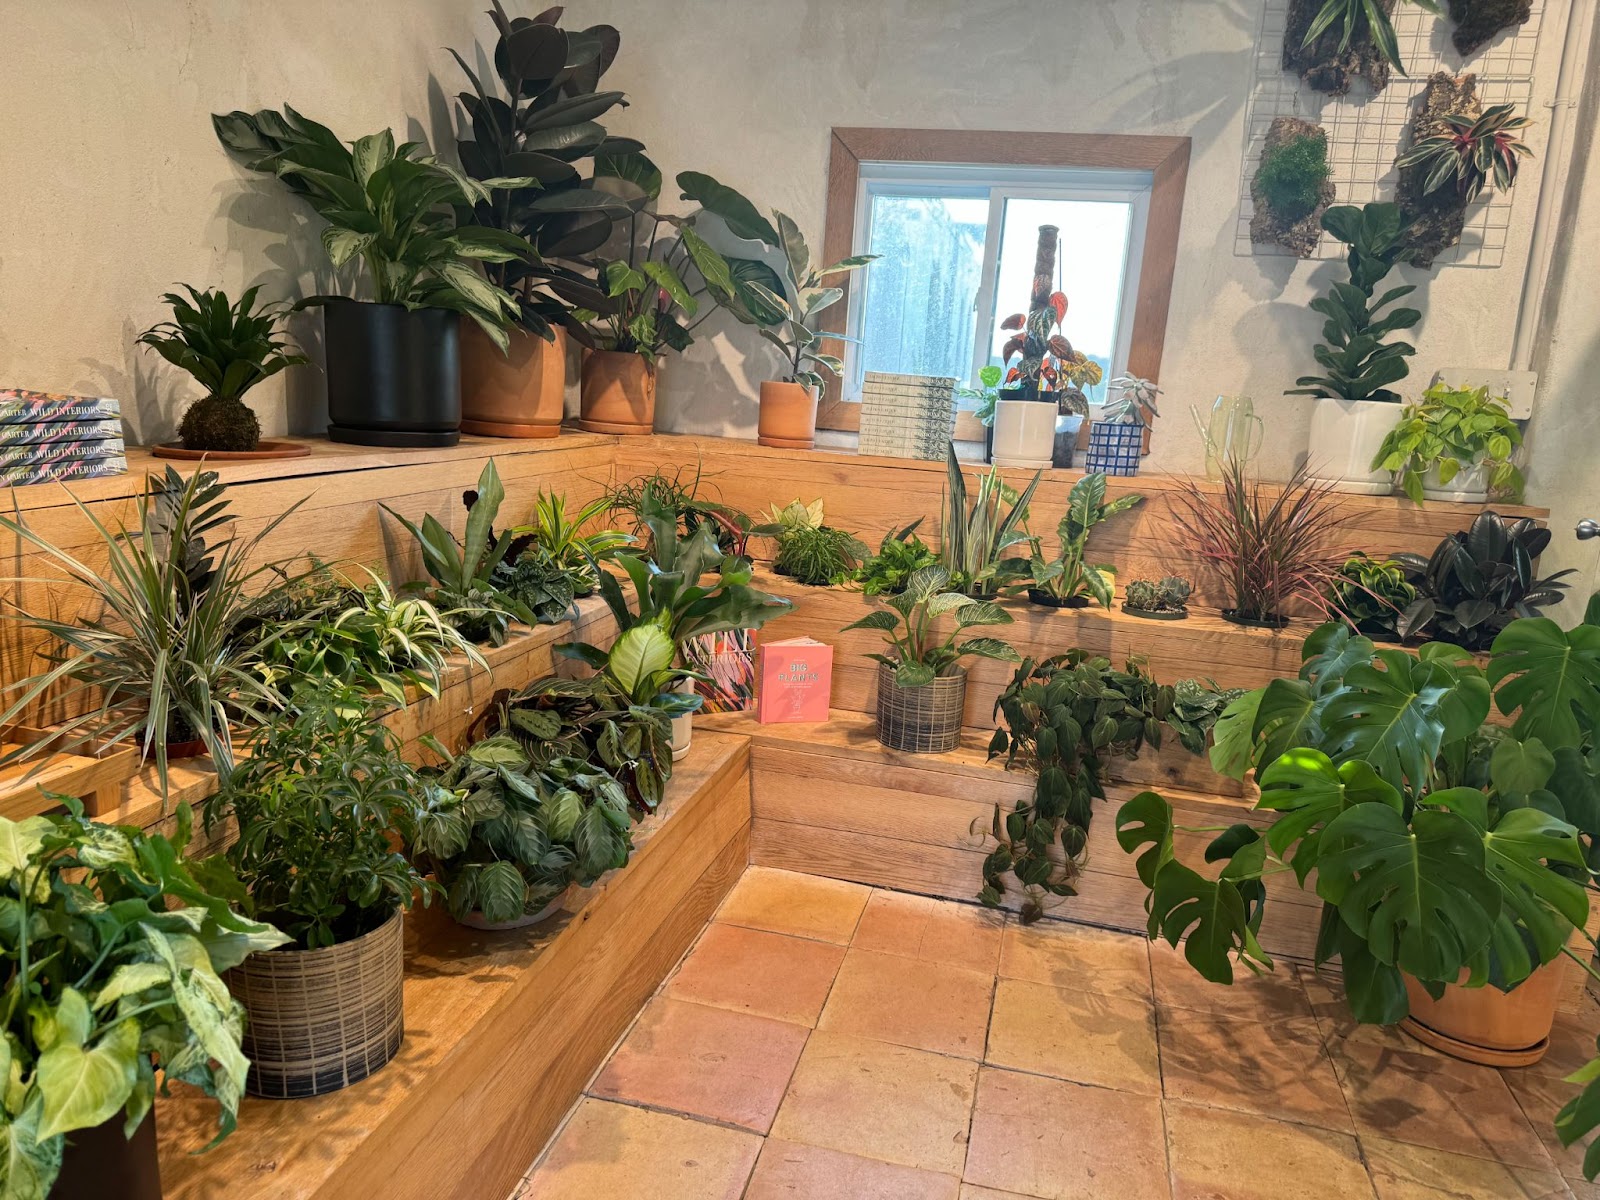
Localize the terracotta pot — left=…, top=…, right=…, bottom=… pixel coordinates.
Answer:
left=758, top=380, right=819, bottom=449
left=1401, top=959, right=1565, bottom=1067
left=579, top=350, right=656, bottom=434
left=460, top=323, right=568, bottom=438
left=54, top=1109, right=160, bottom=1200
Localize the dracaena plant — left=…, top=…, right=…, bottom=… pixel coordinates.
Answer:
left=1288, top=203, right=1420, bottom=404
left=506, top=490, right=632, bottom=597
left=1301, top=0, right=1442, bottom=77
left=1370, top=382, right=1525, bottom=504
left=941, top=445, right=1042, bottom=598
left=1006, top=473, right=1143, bottom=607
left=842, top=564, right=1020, bottom=687
left=1395, top=101, right=1534, bottom=203
left=212, top=106, right=530, bottom=349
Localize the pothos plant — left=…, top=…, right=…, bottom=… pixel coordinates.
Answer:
left=1369, top=381, right=1525, bottom=503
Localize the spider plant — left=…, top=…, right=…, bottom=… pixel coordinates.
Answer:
left=940, top=444, right=1041, bottom=598
left=1396, top=102, right=1534, bottom=202
left=0, top=467, right=309, bottom=794
left=1302, top=0, right=1442, bottom=78
left=508, top=490, right=631, bottom=597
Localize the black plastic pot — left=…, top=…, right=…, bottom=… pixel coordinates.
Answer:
left=55, top=1110, right=161, bottom=1200
left=324, top=299, right=461, bottom=447
left=1027, top=590, right=1090, bottom=609
left=1221, top=608, right=1290, bottom=630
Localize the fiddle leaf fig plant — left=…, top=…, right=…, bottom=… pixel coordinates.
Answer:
left=842, top=565, right=1020, bottom=688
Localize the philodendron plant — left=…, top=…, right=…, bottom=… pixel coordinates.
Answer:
left=1006, top=473, right=1142, bottom=607
left=843, top=565, right=1020, bottom=687
left=0, top=802, right=287, bottom=1196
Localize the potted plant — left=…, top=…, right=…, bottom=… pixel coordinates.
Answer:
left=1288, top=203, right=1421, bottom=494
left=1370, top=381, right=1524, bottom=503
left=940, top=444, right=1041, bottom=598
left=449, top=5, right=632, bottom=437
left=0, top=466, right=309, bottom=794
left=0, top=801, right=286, bottom=1200
left=413, top=734, right=633, bottom=929
left=1249, top=117, right=1335, bottom=257
left=137, top=284, right=308, bottom=457
left=1327, top=552, right=1416, bottom=641
left=853, top=520, right=940, bottom=597
left=843, top=564, right=1019, bottom=754
left=1283, top=0, right=1441, bottom=95
left=213, top=107, right=528, bottom=447
left=1171, top=457, right=1352, bottom=628
left=201, top=689, right=439, bottom=1097
left=755, top=499, right=867, bottom=587
left=1007, top=473, right=1142, bottom=609
left=1085, top=376, right=1160, bottom=476
left=506, top=490, right=633, bottom=598
left=1123, top=576, right=1194, bottom=620
left=959, top=365, right=1004, bottom=463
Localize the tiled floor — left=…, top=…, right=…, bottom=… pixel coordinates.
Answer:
left=516, top=867, right=1600, bottom=1199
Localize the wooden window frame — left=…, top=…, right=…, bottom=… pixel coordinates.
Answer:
left=818, top=127, right=1191, bottom=444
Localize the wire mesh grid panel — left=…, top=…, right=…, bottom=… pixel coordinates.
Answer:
left=1235, top=0, right=1545, bottom=267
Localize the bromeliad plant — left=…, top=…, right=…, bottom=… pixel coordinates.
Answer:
left=137, top=284, right=307, bottom=452
left=1395, top=101, right=1534, bottom=203
left=842, top=565, right=1019, bottom=688
left=1007, top=473, right=1143, bottom=608
left=1370, top=382, right=1525, bottom=503
left=0, top=802, right=287, bottom=1198
left=941, top=445, right=1041, bottom=598
left=854, top=520, right=941, bottom=597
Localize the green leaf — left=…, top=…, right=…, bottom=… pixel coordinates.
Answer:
left=1147, top=861, right=1272, bottom=985
left=35, top=1019, right=139, bottom=1141
left=0, top=1100, right=61, bottom=1200
left=476, top=860, right=527, bottom=924
left=1490, top=736, right=1557, bottom=797
left=604, top=623, right=675, bottom=697
left=1489, top=618, right=1600, bottom=750
left=1257, top=750, right=1400, bottom=882
left=676, top=172, right=780, bottom=244
left=1116, top=791, right=1174, bottom=888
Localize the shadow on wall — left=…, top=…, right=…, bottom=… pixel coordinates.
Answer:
left=78, top=319, right=175, bottom=448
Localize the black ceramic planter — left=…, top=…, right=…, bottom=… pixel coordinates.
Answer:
left=1221, top=608, right=1290, bottom=630
left=324, top=299, right=461, bottom=447
left=1027, top=590, right=1090, bottom=609
left=1122, top=604, right=1188, bottom=622
left=55, top=1111, right=161, bottom=1200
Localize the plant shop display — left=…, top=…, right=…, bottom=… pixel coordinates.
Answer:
left=1289, top=202, right=1422, bottom=493
left=0, top=466, right=308, bottom=793
left=449, top=4, right=632, bottom=437
left=1283, top=0, right=1441, bottom=95
left=1007, top=473, right=1142, bottom=609
left=1171, top=457, right=1352, bottom=628
left=213, top=107, right=530, bottom=446
left=842, top=564, right=1019, bottom=753
left=1123, top=576, right=1194, bottom=620
left=1085, top=375, right=1160, bottom=477
left=1448, top=0, right=1532, bottom=56
left=854, top=520, right=941, bottom=597
left=755, top=499, right=866, bottom=587
left=1393, top=511, right=1573, bottom=649
left=1249, top=117, right=1335, bottom=257
left=413, top=734, right=632, bottom=929
left=1396, top=74, right=1534, bottom=266
left=202, top=689, right=439, bottom=1097
left=979, top=651, right=1179, bottom=920
left=508, top=489, right=632, bottom=597
left=1328, top=551, right=1417, bottom=640
left=137, top=284, right=308, bottom=456
left=0, top=801, right=287, bottom=1200
left=940, top=445, right=1041, bottom=598
left=1370, top=381, right=1524, bottom=503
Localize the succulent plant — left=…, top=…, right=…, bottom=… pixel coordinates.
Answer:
left=1125, top=576, right=1192, bottom=614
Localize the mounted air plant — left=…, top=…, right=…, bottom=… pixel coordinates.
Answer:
left=1284, top=0, right=1443, bottom=95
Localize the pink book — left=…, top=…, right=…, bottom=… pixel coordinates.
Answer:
left=757, top=637, right=833, bottom=724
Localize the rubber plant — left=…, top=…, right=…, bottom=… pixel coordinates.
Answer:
left=1006, top=473, right=1143, bottom=608
left=1370, top=381, right=1525, bottom=503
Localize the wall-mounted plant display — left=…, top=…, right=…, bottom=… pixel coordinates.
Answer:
left=1171, top=458, right=1352, bottom=628
left=844, top=564, right=1019, bottom=753
left=1447, top=0, right=1532, bottom=56
left=1249, top=118, right=1335, bottom=258
left=1328, top=551, right=1417, bottom=640
left=755, top=499, right=867, bottom=587
left=980, top=651, right=1176, bottom=920
left=137, top=285, right=307, bottom=455
left=0, top=802, right=286, bottom=1197
left=940, top=445, right=1041, bottom=598
left=1283, top=0, right=1439, bottom=95
left=1395, top=74, right=1533, bottom=267
left=202, top=689, right=439, bottom=1096
left=1369, top=381, right=1525, bottom=503
left=213, top=107, right=530, bottom=446
left=854, top=520, right=941, bottom=597
left=1085, top=375, right=1160, bottom=477
left=1393, top=511, right=1573, bottom=649
left=1123, top=576, right=1194, bottom=621
left=1007, top=473, right=1142, bottom=609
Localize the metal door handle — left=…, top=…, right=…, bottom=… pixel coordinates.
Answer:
left=1578, top=519, right=1600, bottom=540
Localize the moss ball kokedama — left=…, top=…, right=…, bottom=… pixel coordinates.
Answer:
left=1251, top=117, right=1335, bottom=258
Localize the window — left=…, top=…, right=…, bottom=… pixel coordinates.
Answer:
left=848, top=164, right=1151, bottom=408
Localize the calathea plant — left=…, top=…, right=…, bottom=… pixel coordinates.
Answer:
left=1395, top=100, right=1533, bottom=203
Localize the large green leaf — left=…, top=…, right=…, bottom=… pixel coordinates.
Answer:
left=476, top=860, right=527, bottom=924
left=676, top=171, right=780, bottom=244
left=34, top=1019, right=140, bottom=1141
left=0, top=1099, right=61, bottom=1200
left=1489, top=618, right=1600, bottom=749
left=1146, top=862, right=1272, bottom=985
left=1256, top=750, right=1400, bottom=882
left=1481, top=806, right=1589, bottom=960
left=604, top=623, right=675, bottom=697
left=1115, top=791, right=1174, bottom=888
left=1320, top=650, right=1485, bottom=791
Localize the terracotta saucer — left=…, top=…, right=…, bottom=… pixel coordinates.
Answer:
left=152, top=440, right=313, bottom=461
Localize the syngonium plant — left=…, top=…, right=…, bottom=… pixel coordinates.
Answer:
left=842, top=564, right=1020, bottom=687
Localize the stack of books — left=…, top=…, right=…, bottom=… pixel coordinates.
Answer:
left=0, top=390, right=128, bottom=487
left=857, top=372, right=958, bottom=461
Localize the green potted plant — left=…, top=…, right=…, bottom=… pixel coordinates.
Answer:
left=506, top=490, right=632, bottom=598
left=202, top=689, right=440, bottom=1098
left=449, top=4, right=631, bottom=438
left=853, top=519, right=940, bottom=597
left=1007, top=473, right=1142, bottom=609
left=1249, top=117, right=1335, bottom=257
left=137, top=284, right=308, bottom=456
left=1288, top=203, right=1421, bottom=493
left=1370, top=381, right=1524, bottom=503
left=0, top=801, right=286, bottom=1200
left=843, top=564, right=1020, bottom=754
left=213, top=107, right=529, bottom=447
left=1284, top=0, right=1442, bottom=95
left=1085, top=375, right=1160, bottom=477
left=1327, top=552, right=1416, bottom=641
left=1122, top=576, right=1194, bottom=621
left=755, top=499, right=866, bottom=587
left=413, top=734, right=633, bottom=929
left=940, top=445, right=1041, bottom=598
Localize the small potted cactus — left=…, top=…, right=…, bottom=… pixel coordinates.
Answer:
left=1086, top=375, right=1159, bottom=477
left=1122, top=576, right=1192, bottom=621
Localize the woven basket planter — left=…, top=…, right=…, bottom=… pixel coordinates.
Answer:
left=227, top=907, right=405, bottom=1099
left=874, top=661, right=966, bottom=753
left=1085, top=420, right=1144, bottom=476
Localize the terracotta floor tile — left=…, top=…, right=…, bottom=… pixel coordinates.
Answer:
left=1148, top=941, right=1315, bottom=1023
left=998, top=920, right=1151, bottom=1001
left=1532, top=1002, right=1600, bottom=1081
left=769, top=1030, right=979, bottom=1175
left=853, top=890, right=1005, bottom=974
left=744, top=1138, right=961, bottom=1199
left=1165, top=1100, right=1373, bottom=1200
left=1362, top=1134, right=1570, bottom=1199
left=1329, top=1037, right=1553, bottom=1169
left=1157, top=1007, right=1352, bottom=1132
left=960, top=1187, right=1040, bottom=1200
left=964, top=1066, right=1169, bottom=1199
left=1570, top=1181, right=1600, bottom=1200
left=589, top=996, right=809, bottom=1133
left=519, top=1097, right=759, bottom=1200
left=818, top=948, right=995, bottom=1059
left=717, top=865, right=870, bottom=943
left=1300, top=969, right=1420, bottom=1053
left=1503, top=1066, right=1594, bottom=1180
left=666, top=922, right=844, bottom=1026
left=986, top=977, right=1160, bottom=1096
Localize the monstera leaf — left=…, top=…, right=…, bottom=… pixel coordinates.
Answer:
left=1256, top=750, right=1400, bottom=883
left=1489, top=618, right=1600, bottom=749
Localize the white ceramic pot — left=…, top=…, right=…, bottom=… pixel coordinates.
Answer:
left=457, top=888, right=570, bottom=931
left=1420, top=460, right=1490, bottom=504
left=991, top=399, right=1056, bottom=469
left=672, top=678, right=694, bottom=761
left=1305, top=399, right=1402, bottom=495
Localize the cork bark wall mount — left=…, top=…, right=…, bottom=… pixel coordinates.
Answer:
left=1283, top=0, right=1396, bottom=95
left=1448, top=0, right=1532, bottom=57
left=1250, top=117, right=1336, bottom=257
left=1397, top=72, right=1483, bottom=268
